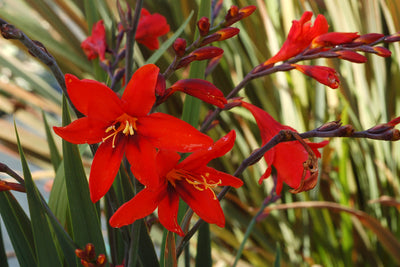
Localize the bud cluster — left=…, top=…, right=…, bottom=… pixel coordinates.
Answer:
left=75, top=243, right=106, bottom=267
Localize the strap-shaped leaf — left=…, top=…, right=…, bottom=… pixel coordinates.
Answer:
left=15, top=122, right=62, bottom=267
left=0, top=191, right=36, bottom=266
left=61, top=96, right=106, bottom=254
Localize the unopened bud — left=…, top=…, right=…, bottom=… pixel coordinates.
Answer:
left=155, top=73, right=166, bottom=96
left=173, top=38, right=186, bottom=57
left=85, top=243, right=95, bottom=260
left=224, top=5, right=256, bottom=26
left=337, top=125, right=355, bottom=137
left=197, top=17, right=210, bottom=37
left=317, top=120, right=342, bottom=132
left=96, top=254, right=106, bottom=266
left=336, top=50, right=367, bottom=63
left=353, top=33, right=384, bottom=44
left=384, top=32, right=400, bottom=43
left=201, top=27, right=240, bottom=46
left=0, top=24, right=22, bottom=39
left=373, top=46, right=391, bottom=57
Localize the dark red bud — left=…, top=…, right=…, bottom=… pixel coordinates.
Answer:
left=197, top=17, right=210, bottom=37
left=155, top=73, right=166, bottom=96
left=336, top=50, right=367, bottom=63
left=384, top=32, right=400, bottom=43
left=224, top=5, right=256, bottom=26
left=173, top=38, right=187, bottom=57
left=353, top=33, right=384, bottom=44
left=0, top=24, right=22, bottom=39
left=373, top=46, right=391, bottom=57
left=317, top=120, right=342, bottom=131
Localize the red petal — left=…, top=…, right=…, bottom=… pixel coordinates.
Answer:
left=53, top=117, right=108, bottom=144
left=109, top=187, right=164, bottom=227
left=121, top=64, right=159, bottom=116
left=65, top=74, right=124, bottom=121
left=178, top=130, right=236, bottom=170
left=240, top=101, right=295, bottom=144
left=155, top=150, right=181, bottom=178
left=158, top=186, right=184, bottom=236
left=138, top=113, right=213, bottom=152
left=169, top=79, right=227, bottom=108
left=125, top=136, right=159, bottom=188
left=175, top=182, right=225, bottom=227
left=136, top=12, right=170, bottom=50
left=89, top=136, right=126, bottom=202
left=200, top=166, right=243, bottom=188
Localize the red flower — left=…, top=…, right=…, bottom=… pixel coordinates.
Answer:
left=109, top=131, right=243, bottom=235
left=136, top=9, right=170, bottom=50
left=292, top=64, right=340, bottom=89
left=53, top=64, right=213, bottom=202
left=240, top=101, right=328, bottom=195
left=81, top=20, right=107, bottom=61
left=264, top=11, right=328, bottom=66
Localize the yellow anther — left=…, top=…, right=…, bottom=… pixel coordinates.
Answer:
left=102, top=114, right=138, bottom=148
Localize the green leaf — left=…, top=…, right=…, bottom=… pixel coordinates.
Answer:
left=195, top=223, right=212, bottom=267
left=145, top=10, right=194, bottom=65
left=15, top=122, right=62, bottom=267
left=138, top=220, right=160, bottom=267
left=0, top=191, right=36, bottom=266
left=48, top=161, right=68, bottom=228
left=42, top=111, right=62, bottom=172
left=0, top=223, right=9, bottom=267
left=273, top=244, right=281, bottom=267
left=61, top=96, right=106, bottom=254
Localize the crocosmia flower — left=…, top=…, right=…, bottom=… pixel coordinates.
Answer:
left=109, top=130, right=243, bottom=235
left=136, top=8, right=170, bottom=50
left=81, top=20, right=107, bottom=61
left=240, top=101, right=328, bottom=195
left=264, top=11, right=328, bottom=66
left=53, top=64, right=213, bottom=202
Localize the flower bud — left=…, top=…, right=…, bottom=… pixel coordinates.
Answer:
left=201, top=27, right=240, bottom=46
left=173, top=38, right=187, bottom=57
left=293, top=64, right=340, bottom=89
left=384, top=32, right=400, bottom=43
left=353, top=33, right=384, bottom=44
left=373, top=46, right=391, bottom=57
left=224, top=5, right=256, bottom=26
left=336, top=50, right=367, bottom=63
left=317, top=120, right=342, bottom=132
left=197, top=17, right=210, bottom=36
left=311, top=32, right=359, bottom=48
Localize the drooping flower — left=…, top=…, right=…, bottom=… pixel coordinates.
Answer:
left=53, top=64, right=213, bottom=202
left=240, top=101, right=328, bottom=195
left=109, top=131, right=243, bottom=235
left=292, top=64, right=340, bottom=89
left=263, top=11, right=329, bottom=66
left=81, top=20, right=107, bottom=61
left=135, top=8, right=170, bottom=50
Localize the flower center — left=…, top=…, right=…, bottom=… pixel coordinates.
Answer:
left=166, top=169, right=221, bottom=199
left=102, top=114, right=138, bottom=148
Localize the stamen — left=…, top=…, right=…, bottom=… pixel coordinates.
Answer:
left=167, top=169, right=221, bottom=199
left=102, top=114, right=138, bottom=148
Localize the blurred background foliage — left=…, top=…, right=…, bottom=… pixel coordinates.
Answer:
left=0, top=0, right=399, bottom=266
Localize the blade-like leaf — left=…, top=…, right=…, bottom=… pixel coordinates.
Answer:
left=0, top=223, right=9, bottom=267
left=195, top=223, right=212, bottom=267
left=14, top=122, right=62, bottom=267
left=61, top=96, right=106, bottom=254
left=0, top=192, right=36, bottom=266
left=42, top=111, right=62, bottom=172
